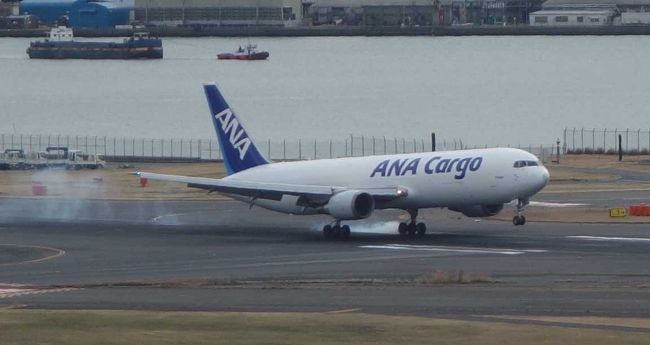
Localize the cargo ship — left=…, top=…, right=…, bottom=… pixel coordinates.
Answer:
left=27, top=27, right=163, bottom=59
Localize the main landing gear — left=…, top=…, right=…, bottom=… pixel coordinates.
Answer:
left=398, top=209, right=426, bottom=237
left=323, top=221, right=351, bottom=240
left=513, top=198, right=529, bottom=226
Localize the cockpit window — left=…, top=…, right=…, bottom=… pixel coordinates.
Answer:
left=513, top=160, right=540, bottom=168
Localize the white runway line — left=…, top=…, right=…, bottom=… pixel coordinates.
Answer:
left=568, top=235, right=650, bottom=243
left=0, top=288, right=78, bottom=299
left=529, top=201, right=589, bottom=207
left=360, top=244, right=547, bottom=255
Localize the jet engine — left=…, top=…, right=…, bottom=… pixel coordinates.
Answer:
left=451, top=204, right=504, bottom=217
left=324, top=190, right=375, bottom=220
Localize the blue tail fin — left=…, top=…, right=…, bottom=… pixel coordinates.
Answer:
left=204, top=83, right=269, bottom=175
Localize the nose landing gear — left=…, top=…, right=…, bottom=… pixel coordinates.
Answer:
left=513, top=198, right=529, bottom=226
left=398, top=209, right=427, bottom=237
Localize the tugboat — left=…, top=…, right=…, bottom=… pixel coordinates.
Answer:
left=217, top=44, right=269, bottom=60
left=27, top=26, right=163, bottom=59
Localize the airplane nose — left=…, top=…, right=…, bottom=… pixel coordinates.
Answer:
left=541, top=167, right=550, bottom=185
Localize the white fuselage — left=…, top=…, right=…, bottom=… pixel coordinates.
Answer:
left=225, top=147, right=549, bottom=215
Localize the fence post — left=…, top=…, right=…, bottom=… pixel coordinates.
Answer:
left=581, top=128, right=584, bottom=151
left=614, top=128, right=617, bottom=152
left=298, top=139, right=302, bottom=160
left=603, top=129, right=606, bottom=152
left=344, top=139, right=348, bottom=157
left=626, top=128, right=629, bottom=152
left=283, top=139, right=286, bottom=161
left=572, top=127, right=575, bottom=151
left=638, top=129, right=641, bottom=152
left=329, top=139, right=332, bottom=159
left=189, top=139, right=192, bottom=158
left=313, top=139, right=317, bottom=160
left=394, top=138, right=397, bottom=154
left=132, top=138, right=135, bottom=156
left=171, top=139, right=174, bottom=158
left=29, top=135, right=32, bottom=152
left=592, top=128, right=595, bottom=152
left=198, top=139, right=202, bottom=160
left=372, top=136, right=376, bottom=155
left=267, top=139, right=271, bottom=160
left=350, top=135, right=354, bottom=157
left=208, top=139, right=212, bottom=160
left=361, top=136, right=365, bottom=156
left=383, top=136, right=387, bottom=154
left=161, top=139, right=164, bottom=158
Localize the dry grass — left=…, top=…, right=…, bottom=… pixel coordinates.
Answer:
left=0, top=310, right=648, bottom=345
left=0, top=163, right=228, bottom=200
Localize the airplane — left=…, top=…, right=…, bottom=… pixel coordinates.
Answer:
left=136, top=83, right=550, bottom=239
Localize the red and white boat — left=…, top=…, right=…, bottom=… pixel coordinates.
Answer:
left=217, top=44, right=269, bottom=60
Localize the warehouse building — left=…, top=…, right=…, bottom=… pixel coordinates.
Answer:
left=529, top=7, right=618, bottom=25
left=133, top=0, right=302, bottom=27
left=530, top=0, right=650, bottom=26
left=304, top=0, right=543, bottom=26
left=20, top=0, right=131, bottom=28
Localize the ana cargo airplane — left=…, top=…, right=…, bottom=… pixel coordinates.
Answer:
left=136, top=83, right=550, bottom=239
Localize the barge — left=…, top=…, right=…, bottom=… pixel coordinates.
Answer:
left=27, top=27, right=163, bottom=59
left=217, top=44, right=268, bottom=60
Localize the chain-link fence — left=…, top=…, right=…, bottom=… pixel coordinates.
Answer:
left=0, top=133, right=560, bottom=162
left=563, top=128, right=650, bottom=154
left=0, top=134, right=466, bottom=162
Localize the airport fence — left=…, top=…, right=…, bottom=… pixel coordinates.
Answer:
left=0, top=133, right=559, bottom=162
left=563, top=128, right=650, bottom=154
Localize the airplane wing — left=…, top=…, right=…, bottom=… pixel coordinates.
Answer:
left=135, top=172, right=407, bottom=203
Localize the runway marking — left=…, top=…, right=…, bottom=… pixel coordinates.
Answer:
left=326, top=308, right=360, bottom=314
left=0, top=288, right=78, bottom=299
left=359, top=244, right=547, bottom=255
left=568, top=235, right=650, bottom=243
left=529, top=201, right=589, bottom=207
left=0, top=244, right=66, bottom=266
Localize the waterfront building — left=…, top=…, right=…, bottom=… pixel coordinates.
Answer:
left=0, top=0, right=20, bottom=17
left=19, top=0, right=131, bottom=28
left=530, top=0, right=650, bottom=26
left=303, top=0, right=543, bottom=26
left=132, top=0, right=302, bottom=27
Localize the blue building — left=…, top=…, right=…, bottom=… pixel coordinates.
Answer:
left=20, top=0, right=130, bottom=28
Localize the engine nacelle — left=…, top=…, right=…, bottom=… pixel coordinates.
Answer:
left=451, top=204, right=504, bottom=217
left=324, top=190, right=375, bottom=220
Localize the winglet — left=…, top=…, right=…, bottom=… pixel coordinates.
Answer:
left=204, top=83, right=269, bottom=175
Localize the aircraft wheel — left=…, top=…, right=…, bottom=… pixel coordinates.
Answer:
left=323, top=225, right=334, bottom=239
left=416, top=222, right=426, bottom=236
left=340, top=225, right=351, bottom=239
left=398, top=222, right=408, bottom=236
left=407, top=223, right=417, bottom=236
left=512, top=215, right=526, bottom=226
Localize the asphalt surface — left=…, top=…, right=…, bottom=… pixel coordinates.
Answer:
left=1, top=196, right=649, bottom=318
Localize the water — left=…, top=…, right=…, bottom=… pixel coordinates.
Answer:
left=1, top=36, right=650, bottom=147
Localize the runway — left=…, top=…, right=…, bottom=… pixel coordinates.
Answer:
left=1, top=198, right=649, bottom=318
